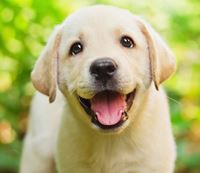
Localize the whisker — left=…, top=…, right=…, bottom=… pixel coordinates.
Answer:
left=167, top=96, right=181, bottom=106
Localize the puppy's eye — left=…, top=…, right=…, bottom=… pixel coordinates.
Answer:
left=69, top=42, right=83, bottom=56
left=120, top=36, right=135, bottom=48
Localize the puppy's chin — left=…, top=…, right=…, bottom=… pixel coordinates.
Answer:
left=76, top=89, right=137, bottom=133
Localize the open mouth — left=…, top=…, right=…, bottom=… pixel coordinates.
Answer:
left=78, top=89, right=136, bottom=130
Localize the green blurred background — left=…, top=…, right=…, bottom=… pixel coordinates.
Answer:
left=0, top=0, right=199, bottom=172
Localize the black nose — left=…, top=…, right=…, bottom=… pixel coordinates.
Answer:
left=90, top=58, right=118, bottom=81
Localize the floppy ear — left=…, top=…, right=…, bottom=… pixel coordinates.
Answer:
left=136, top=18, right=176, bottom=90
left=31, top=25, right=62, bottom=103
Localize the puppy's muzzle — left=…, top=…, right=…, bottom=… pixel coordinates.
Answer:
left=78, top=57, right=136, bottom=130
left=90, top=58, right=118, bottom=83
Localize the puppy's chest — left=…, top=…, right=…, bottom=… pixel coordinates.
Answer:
left=88, top=149, right=136, bottom=173
left=71, top=141, right=140, bottom=173
left=57, top=133, right=157, bottom=173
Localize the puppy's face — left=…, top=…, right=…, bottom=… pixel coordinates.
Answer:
left=31, top=6, right=176, bottom=133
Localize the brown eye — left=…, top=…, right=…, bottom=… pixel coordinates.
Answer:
left=120, top=36, right=135, bottom=48
left=69, top=42, right=83, bottom=56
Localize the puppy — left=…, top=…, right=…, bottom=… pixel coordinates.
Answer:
left=20, top=5, right=176, bottom=173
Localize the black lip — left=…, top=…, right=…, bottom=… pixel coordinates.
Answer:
left=78, top=89, right=136, bottom=130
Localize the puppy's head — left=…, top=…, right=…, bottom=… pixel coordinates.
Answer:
left=31, top=5, right=176, bottom=133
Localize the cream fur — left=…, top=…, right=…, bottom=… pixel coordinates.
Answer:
left=20, top=5, right=176, bottom=173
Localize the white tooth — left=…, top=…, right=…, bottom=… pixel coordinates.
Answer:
left=123, top=115, right=127, bottom=121
left=95, top=112, right=100, bottom=116
left=122, top=112, right=128, bottom=120
left=119, top=110, right=126, bottom=120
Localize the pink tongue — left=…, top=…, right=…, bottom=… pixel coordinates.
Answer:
left=91, top=92, right=126, bottom=126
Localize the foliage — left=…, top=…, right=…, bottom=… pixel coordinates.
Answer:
left=0, top=0, right=199, bottom=172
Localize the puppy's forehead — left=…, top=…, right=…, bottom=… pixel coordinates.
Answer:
left=62, top=5, right=138, bottom=35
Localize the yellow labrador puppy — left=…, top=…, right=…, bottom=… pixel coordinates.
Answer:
left=20, top=5, right=176, bottom=173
